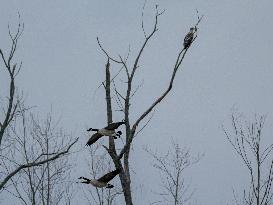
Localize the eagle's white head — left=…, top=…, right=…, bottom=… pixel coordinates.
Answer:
left=190, top=27, right=195, bottom=32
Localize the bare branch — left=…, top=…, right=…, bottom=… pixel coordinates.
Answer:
left=130, top=79, right=144, bottom=99
left=0, top=15, right=24, bottom=146
left=0, top=49, right=9, bottom=68
left=134, top=111, right=154, bottom=138
left=141, top=0, right=148, bottom=38
left=130, top=5, right=164, bottom=81
left=97, top=37, right=122, bottom=64
left=0, top=138, right=78, bottom=190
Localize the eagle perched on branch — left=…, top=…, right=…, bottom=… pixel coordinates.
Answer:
left=183, top=27, right=196, bottom=49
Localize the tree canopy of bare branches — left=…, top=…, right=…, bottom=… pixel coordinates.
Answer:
left=2, top=108, right=76, bottom=204
left=146, top=141, right=203, bottom=205
left=223, top=112, right=273, bottom=205
left=0, top=17, right=78, bottom=202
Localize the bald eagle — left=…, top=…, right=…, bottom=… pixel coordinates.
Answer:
left=183, top=27, right=195, bottom=49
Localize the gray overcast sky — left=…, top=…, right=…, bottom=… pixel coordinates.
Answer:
left=1, top=0, right=273, bottom=204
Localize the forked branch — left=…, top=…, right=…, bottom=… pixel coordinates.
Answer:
left=119, top=28, right=200, bottom=159
left=0, top=15, right=24, bottom=146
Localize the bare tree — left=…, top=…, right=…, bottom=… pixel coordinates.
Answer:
left=146, top=141, right=202, bottom=205
left=0, top=16, right=78, bottom=198
left=223, top=111, right=273, bottom=205
left=81, top=142, right=122, bottom=205
left=93, top=5, right=203, bottom=205
left=3, top=107, right=75, bottom=205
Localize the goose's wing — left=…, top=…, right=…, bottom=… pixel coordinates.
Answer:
left=97, top=169, right=120, bottom=183
left=86, top=133, right=103, bottom=146
left=104, top=122, right=125, bottom=130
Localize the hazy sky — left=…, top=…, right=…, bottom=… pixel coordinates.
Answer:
left=1, top=0, right=273, bottom=204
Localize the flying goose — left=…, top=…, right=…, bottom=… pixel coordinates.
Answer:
left=86, top=131, right=122, bottom=146
left=87, top=121, right=125, bottom=132
left=78, top=169, right=120, bottom=188
left=86, top=121, right=125, bottom=146
left=183, top=27, right=196, bottom=49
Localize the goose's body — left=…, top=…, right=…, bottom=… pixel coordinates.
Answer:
left=78, top=169, right=120, bottom=188
left=98, top=128, right=117, bottom=136
left=183, top=27, right=195, bottom=49
left=86, top=121, right=125, bottom=146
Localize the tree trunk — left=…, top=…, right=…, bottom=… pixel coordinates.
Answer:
left=105, top=59, right=133, bottom=205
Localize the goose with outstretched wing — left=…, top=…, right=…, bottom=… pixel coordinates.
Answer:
left=86, top=121, right=125, bottom=146
left=78, top=169, right=120, bottom=188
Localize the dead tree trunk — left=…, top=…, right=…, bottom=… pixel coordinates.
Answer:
left=104, top=59, right=133, bottom=205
